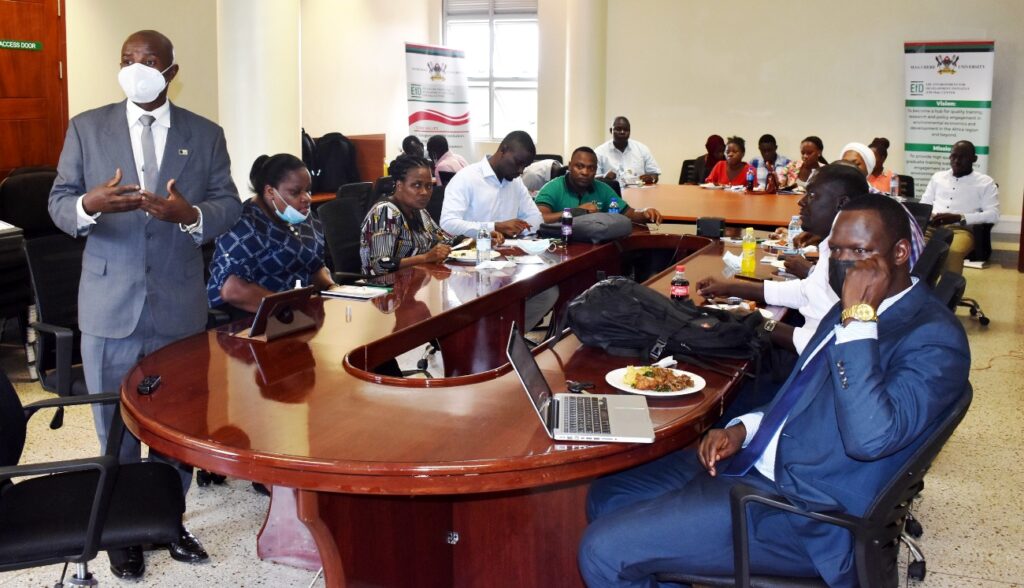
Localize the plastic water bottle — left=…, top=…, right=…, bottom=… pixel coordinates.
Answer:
left=788, top=215, right=802, bottom=245
left=608, top=199, right=620, bottom=215
left=475, top=225, right=491, bottom=265
left=670, top=265, right=690, bottom=301
left=741, top=227, right=757, bottom=275
left=745, top=167, right=755, bottom=192
left=889, top=174, right=900, bottom=198
left=561, top=208, right=573, bottom=242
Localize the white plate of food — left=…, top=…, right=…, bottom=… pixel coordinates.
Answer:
left=446, top=249, right=501, bottom=263
left=605, top=366, right=707, bottom=397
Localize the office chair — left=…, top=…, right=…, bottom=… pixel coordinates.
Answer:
left=533, top=153, right=563, bottom=164
left=957, top=223, right=992, bottom=325
left=900, top=201, right=932, bottom=234
left=910, top=227, right=951, bottom=288
left=438, top=171, right=456, bottom=186
left=427, top=184, right=445, bottom=223
left=336, top=181, right=373, bottom=217
left=596, top=177, right=623, bottom=198
left=896, top=174, right=915, bottom=200
left=371, top=176, right=396, bottom=207
left=0, top=368, right=185, bottom=587
left=655, top=384, right=972, bottom=587
left=933, top=271, right=967, bottom=311
left=319, top=193, right=365, bottom=274
left=678, top=159, right=698, bottom=184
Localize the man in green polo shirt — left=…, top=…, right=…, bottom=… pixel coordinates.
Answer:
left=535, top=146, right=662, bottom=224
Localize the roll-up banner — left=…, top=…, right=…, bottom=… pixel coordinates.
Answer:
left=904, top=41, right=994, bottom=192
left=405, top=43, right=474, bottom=159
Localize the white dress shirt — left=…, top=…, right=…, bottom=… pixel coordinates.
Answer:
left=522, top=159, right=559, bottom=194
left=595, top=139, right=661, bottom=186
left=439, top=157, right=544, bottom=238
left=920, top=169, right=1000, bottom=226
left=762, top=237, right=837, bottom=354
left=731, top=278, right=918, bottom=481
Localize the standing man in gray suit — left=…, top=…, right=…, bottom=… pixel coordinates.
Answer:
left=49, top=30, right=241, bottom=579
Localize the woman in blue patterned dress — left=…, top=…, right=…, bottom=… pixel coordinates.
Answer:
left=207, top=153, right=336, bottom=313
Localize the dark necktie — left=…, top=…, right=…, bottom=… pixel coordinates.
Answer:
left=721, top=337, right=834, bottom=477
left=139, top=114, right=159, bottom=192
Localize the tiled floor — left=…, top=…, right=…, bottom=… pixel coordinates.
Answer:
left=1, top=247, right=1021, bottom=587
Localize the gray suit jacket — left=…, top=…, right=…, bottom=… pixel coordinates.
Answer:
left=49, top=100, right=242, bottom=339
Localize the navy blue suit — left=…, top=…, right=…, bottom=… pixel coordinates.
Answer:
left=580, top=282, right=970, bottom=587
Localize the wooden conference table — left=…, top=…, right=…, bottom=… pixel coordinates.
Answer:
left=120, top=233, right=764, bottom=588
left=624, top=183, right=802, bottom=228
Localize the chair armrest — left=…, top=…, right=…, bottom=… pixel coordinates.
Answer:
left=30, top=321, right=75, bottom=397
left=729, top=483, right=866, bottom=588
left=206, top=308, right=232, bottom=328
left=22, top=392, right=120, bottom=421
left=0, top=455, right=119, bottom=565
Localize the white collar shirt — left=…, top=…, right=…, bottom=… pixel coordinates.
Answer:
left=125, top=99, right=171, bottom=192
left=595, top=139, right=661, bottom=186
left=762, top=237, right=837, bottom=354
left=439, top=157, right=544, bottom=238
left=920, top=169, right=1000, bottom=225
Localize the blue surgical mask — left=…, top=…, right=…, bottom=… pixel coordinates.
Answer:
left=271, top=188, right=308, bottom=224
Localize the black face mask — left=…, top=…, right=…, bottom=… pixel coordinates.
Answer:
left=828, top=259, right=858, bottom=298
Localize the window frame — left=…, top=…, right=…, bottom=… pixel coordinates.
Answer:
left=443, top=0, right=538, bottom=142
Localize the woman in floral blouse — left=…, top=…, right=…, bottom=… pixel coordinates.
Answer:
left=782, top=136, right=828, bottom=190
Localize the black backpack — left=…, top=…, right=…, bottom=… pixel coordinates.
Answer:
left=313, top=132, right=359, bottom=193
left=566, top=277, right=769, bottom=367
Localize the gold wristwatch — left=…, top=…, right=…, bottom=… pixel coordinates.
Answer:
left=841, top=303, right=878, bottom=323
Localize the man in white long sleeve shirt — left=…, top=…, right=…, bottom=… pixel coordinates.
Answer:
left=920, top=140, right=1000, bottom=274
left=439, top=130, right=544, bottom=238
left=580, top=194, right=970, bottom=588
left=595, top=116, right=661, bottom=187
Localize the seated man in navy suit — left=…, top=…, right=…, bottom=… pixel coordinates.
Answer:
left=579, top=194, right=970, bottom=588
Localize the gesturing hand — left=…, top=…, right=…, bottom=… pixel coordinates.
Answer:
left=81, top=168, right=143, bottom=215
left=697, top=425, right=745, bottom=477
left=139, top=179, right=199, bottom=225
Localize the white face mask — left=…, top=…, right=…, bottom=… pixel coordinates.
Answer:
left=118, top=62, right=174, bottom=104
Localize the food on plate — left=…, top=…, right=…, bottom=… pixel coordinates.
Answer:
left=623, top=366, right=694, bottom=392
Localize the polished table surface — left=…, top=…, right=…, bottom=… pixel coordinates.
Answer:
left=624, top=183, right=802, bottom=227
left=120, top=233, right=765, bottom=587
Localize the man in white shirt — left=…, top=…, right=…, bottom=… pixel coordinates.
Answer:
left=439, top=130, right=544, bottom=238
left=920, top=140, right=1000, bottom=274
left=595, top=116, right=661, bottom=187
left=521, top=158, right=564, bottom=195
left=579, top=194, right=970, bottom=588
left=695, top=164, right=870, bottom=355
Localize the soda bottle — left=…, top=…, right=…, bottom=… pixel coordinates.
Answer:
left=670, top=265, right=690, bottom=301
left=561, top=208, right=573, bottom=243
left=889, top=173, right=900, bottom=198
left=475, top=225, right=491, bottom=265
left=788, top=215, right=802, bottom=245
left=741, top=227, right=757, bottom=275
left=608, top=199, right=620, bottom=215
left=745, top=167, right=755, bottom=192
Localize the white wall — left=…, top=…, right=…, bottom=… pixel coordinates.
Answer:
left=300, top=0, right=442, bottom=157
left=65, top=0, right=219, bottom=121
left=604, top=0, right=1023, bottom=233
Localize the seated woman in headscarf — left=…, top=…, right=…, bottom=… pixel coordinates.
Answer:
left=360, top=155, right=504, bottom=274
left=208, top=154, right=336, bottom=315
left=704, top=136, right=757, bottom=187
left=867, top=137, right=895, bottom=193
left=838, top=142, right=877, bottom=178
left=782, top=136, right=828, bottom=190
left=691, top=134, right=725, bottom=184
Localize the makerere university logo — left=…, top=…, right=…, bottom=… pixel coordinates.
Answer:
left=427, top=61, right=447, bottom=82
left=935, top=55, right=959, bottom=75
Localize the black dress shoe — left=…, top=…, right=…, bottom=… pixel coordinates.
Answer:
left=167, top=527, right=209, bottom=563
left=109, top=545, right=145, bottom=579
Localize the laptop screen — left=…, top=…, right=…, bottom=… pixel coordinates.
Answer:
left=506, top=323, right=553, bottom=421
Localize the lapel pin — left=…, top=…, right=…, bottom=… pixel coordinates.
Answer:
left=179, top=148, right=189, bottom=155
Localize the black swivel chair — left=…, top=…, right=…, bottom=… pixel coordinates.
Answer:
left=678, top=159, right=698, bottom=184
left=933, top=271, right=967, bottom=311
left=0, top=368, right=185, bottom=587
left=371, top=176, right=396, bottom=208
left=910, top=227, right=952, bottom=288
left=427, top=184, right=445, bottom=224
left=596, top=177, right=623, bottom=198
left=533, top=153, right=563, bottom=164
left=319, top=193, right=365, bottom=276
left=335, top=181, right=373, bottom=218
left=655, top=384, right=973, bottom=587
left=438, top=171, right=456, bottom=186
left=896, top=174, right=915, bottom=200
left=900, top=201, right=932, bottom=234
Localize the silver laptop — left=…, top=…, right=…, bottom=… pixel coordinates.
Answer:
left=506, top=324, right=655, bottom=443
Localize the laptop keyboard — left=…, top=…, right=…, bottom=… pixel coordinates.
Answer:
left=562, top=395, right=611, bottom=434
